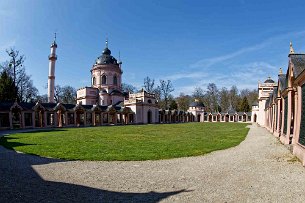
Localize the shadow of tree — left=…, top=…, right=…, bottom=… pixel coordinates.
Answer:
left=0, top=143, right=189, bottom=202
left=0, top=136, right=36, bottom=150
left=20, top=128, right=67, bottom=133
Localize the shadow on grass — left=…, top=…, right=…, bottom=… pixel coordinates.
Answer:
left=21, top=128, right=67, bottom=133
left=0, top=136, right=36, bottom=150
left=0, top=141, right=189, bottom=202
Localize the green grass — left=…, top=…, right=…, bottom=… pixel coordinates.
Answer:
left=0, top=123, right=250, bottom=161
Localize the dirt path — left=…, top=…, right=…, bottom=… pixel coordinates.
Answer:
left=1, top=124, right=305, bottom=202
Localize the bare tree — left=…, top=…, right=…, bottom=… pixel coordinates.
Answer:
left=122, top=83, right=137, bottom=93
left=1, top=48, right=38, bottom=102
left=192, top=87, right=204, bottom=100
left=6, top=48, right=25, bottom=86
left=54, top=85, right=76, bottom=104
left=143, top=76, right=155, bottom=93
left=206, top=83, right=219, bottom=112
left=176, top=93, right=191, bottom=111
left=219, top=87, right=230, bottom=112
left=159, top=79, right=174, bottom=110
left=229, top=85, right=239, bottom=111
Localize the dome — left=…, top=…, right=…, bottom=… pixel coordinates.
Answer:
left=94, top=42, right=118, bottom=65
left=189, top=100, right=205, bottom=107
left=102, top=47, right=111, bottom=55
left=264, top=77, right=274, bottom=83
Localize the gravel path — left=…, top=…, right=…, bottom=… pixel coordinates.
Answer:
left=1, top=124, right=305, bottom=202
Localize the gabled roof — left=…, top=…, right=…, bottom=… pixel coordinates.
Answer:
left=19, top=102, right=36, bottom=110
left=63, top=103, right=76, bottom=110
left=278, top=74, right=287, bottom=91
left=290, top=54, right=305, bottom=78
left=189, top=100, right=205, bottom=108
left=41, top=103, right=57, bottom=111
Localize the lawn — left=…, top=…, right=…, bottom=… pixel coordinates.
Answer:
left=0, top=123, right=250, bottom=161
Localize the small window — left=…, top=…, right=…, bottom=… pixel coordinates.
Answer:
left=113, top=75, right=117, bottom=85
left=148, top=99, right=152, bottom=104
left=102, top=75, right=106, bottom=85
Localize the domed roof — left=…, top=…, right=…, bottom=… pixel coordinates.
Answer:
left=189, top=100, right=205, bottom=107
left=264, top=77, right=274, bottom=83
left=95, top=40, right=118, bottom=65
left=252, top=101, right=258, bottom=106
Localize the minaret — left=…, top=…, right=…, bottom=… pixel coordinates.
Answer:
left=48, top=33, right=57, bottom=103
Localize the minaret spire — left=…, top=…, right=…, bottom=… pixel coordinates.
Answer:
left=289, top=41, right=295, bottom=55
left=105, top=37, right=108, bottom=48
left=48, top=34, right=58, bottom=103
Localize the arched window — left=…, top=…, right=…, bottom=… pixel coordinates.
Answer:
left=113, top=75, right=117, bottom=85
left=92, top=77, right=96, bottom=85
left=101, top=75, right=107, bottom=85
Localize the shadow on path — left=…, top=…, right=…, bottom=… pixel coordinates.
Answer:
left=0, top=141, right=188, bottom=202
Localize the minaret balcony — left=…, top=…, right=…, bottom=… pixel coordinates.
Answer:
left=48, top=54, right=57, bottom=60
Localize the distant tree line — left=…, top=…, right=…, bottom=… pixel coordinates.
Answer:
left=123, top=77, right=258, bottom=112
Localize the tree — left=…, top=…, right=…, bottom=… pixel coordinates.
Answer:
left=0, top=71, right=18, bottom=102
left=54, top=85, right=76, bottom=104
left=0, top=48, right=38, bottom=102
left=206, top=83, right=219, bottom=112
left=169, top=99, right=178, bottom=110
left=143, top=76, right=155, bottom=93
left=61, top=86, right=77, bottom=104
left=121, top=83, right=137, bottom=93
left=219, top=87, right=230, bottom=112
left=6, top=48, right=25, bottom=86
left=239, top=96, right=250, bottom=112
left=229, top=85, right=239, bottom=111
left=36, top=94, right=48, bottom=103
left=247, top=89, right=258, bottom=108
left=176, top=93, right=191, bottom=111
left=158, top=79, right=174, bottom=110
left=192, top=87, right=204, bottom=101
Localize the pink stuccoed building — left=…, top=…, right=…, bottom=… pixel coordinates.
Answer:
left=77, top=39, right=124, bottom=106
left=260, top=42, right=305, bottom=166
left=76, top=40, right=160, bottom=124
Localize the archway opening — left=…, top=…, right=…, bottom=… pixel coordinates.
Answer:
left=147, top=110, right=152, bottom=124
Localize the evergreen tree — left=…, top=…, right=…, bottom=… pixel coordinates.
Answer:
left=0, top=71, right=18, bottom=102
left=239, top=96, right=250, bottom=112
left=169, top=99, right=178, bottom=110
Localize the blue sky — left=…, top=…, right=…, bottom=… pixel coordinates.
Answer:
left=1, top=0, right=305, bottom=96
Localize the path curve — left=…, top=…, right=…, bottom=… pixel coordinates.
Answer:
left=1, top=124, right=305, bottom=202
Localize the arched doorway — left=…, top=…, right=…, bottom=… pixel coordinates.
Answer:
left=254, top=114, right=257, bottom=122
left=147, top=110, right=152, bottom=124
left=208, top=114, right=212, bottom=122
left=11, top=106, right=22, bottom=129
left=225, top=115, right=229, bottom=122
left=197, top=114, right=201, bottom=122
left=243, top=114, right=246, bottom=122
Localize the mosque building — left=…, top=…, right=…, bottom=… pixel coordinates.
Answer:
left=0, top=36, right=254, bottom=131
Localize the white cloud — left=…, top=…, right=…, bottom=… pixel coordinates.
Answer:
left=164, top=72, right=209, bottom=81
left=190, top=30, right=305, bottom=70
left=171, top=61, right=280, bottom=96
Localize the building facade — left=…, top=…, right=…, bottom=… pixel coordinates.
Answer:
left=258, top=42, right=305, bottom=166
